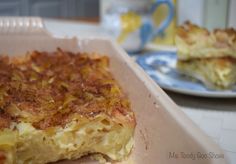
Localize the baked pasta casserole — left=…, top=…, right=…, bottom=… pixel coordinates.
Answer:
left=175, top=22, right=236, bottom=89
left=0, top=49, right=136, bottom=164
left=176, top=21, right=236, bottom=60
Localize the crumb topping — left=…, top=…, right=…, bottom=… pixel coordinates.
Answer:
left=0, top=49, right=134, bottom=130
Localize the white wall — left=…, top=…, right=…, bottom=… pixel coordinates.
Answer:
left=177, top=0, right=236, bottom=29
left=229, top=0, right=236, bottom=28
left=177, top=0, right=205, bottom=26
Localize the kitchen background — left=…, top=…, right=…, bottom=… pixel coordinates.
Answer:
left=0, top=0, right=235, bottom=29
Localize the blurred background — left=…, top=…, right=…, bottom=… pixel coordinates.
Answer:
left=0, top=0, right=99, bottom=20
left=1, top=0, right=235, bottom=48
left=0, top=0, right=235, bottom=29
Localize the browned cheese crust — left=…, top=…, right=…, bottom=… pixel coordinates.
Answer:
left=177, top=21, right=236, bottom=49
left=0, top=49, right=135, bottom=130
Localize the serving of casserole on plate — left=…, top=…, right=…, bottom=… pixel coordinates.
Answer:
left=0, top=17, right=226, bottom=164
left=176, top=21, right=236, bottom=90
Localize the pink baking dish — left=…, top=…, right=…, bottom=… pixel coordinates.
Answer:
left=0, top=17, right=227, bottom=164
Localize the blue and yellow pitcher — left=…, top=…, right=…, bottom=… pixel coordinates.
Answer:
left=102, top=0, right=174, bottom=52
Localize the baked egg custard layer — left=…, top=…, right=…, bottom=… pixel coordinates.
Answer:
left=177, top=57, right=236, bottom=89
left=0, top=50, right=135, bottom=164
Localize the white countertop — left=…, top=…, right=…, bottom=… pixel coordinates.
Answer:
left=44, top=19, right=236, bottom=164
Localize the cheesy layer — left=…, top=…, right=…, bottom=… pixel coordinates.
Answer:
left=0, top=115, right=134, bottom=164
left=177, top=57, right=236, bottom=89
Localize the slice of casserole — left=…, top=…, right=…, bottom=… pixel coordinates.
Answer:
left=175, top=21, right=236, bottom=60
left=177, top=57, right=236, bottom=89
left=175, top=22, right=236, bottom=89
left=0, top=49, right=135, bottom=164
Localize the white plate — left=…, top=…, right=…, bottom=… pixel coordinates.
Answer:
left=136, top=51, right=236, bottom=98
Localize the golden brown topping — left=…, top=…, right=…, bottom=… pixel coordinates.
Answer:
left=0, top=49, right=133, bottom=130
left=176, top=21, right=236, bottom=48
